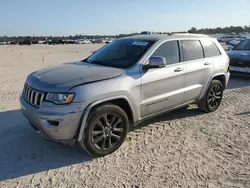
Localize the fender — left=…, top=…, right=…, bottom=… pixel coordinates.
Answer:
left=77, top=95, right=135, bottom=142
left=199, top=73, right=227, bottom=100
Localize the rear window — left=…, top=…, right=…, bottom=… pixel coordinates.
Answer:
left=201, top=40, right=221, bottom=58
left=182, top=40, right=204, bottom=61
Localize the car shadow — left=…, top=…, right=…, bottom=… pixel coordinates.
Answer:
left=227, top=75, right=250, bottom=89
left=0, top=109, right=93, bottom=181
left=1, top=106, right=204, bottom=181
left=235, top=111, right=250, bottom=116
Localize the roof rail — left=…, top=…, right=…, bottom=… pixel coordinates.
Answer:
left=170, top=33, right=209, bottom=37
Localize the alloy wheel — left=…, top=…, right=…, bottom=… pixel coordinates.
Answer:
left=91, top=113, right=124, bottom=150
left=207, top=85, right=223, bottom=109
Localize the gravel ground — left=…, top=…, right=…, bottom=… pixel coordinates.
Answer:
left=0, top=45, right=250, bottom=188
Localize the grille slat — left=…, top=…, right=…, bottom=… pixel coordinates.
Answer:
left=28, top=88, right=32, bottom=101
left=22, top=85, right=45, bottom=107
left=40, top=94, right=44, bottom=106
left=30, top=90, right=34, bottom=104
left=34, top=92, right=38, bottom=105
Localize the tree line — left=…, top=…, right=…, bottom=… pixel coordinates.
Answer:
left=188, top=25, right=250, bottom=34
left=1, top=25, right=250, bottom=42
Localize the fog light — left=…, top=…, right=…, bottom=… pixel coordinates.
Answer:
left=43, top=120, right=60, bottom=127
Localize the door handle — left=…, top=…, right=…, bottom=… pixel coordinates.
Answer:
left=204, top=62, right=211, bottom=65
left=174, top=67, right=184, bottom=72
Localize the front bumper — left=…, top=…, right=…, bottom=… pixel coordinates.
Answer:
left=230, top=66, right=250, bottom=75
left=20, top=96, right=86, bottom=141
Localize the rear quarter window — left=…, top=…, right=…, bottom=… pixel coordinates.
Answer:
left=201, top=40, right=221, bottom=58
left=182, top=40, right=203, bottom=61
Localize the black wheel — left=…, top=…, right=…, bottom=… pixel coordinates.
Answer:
left=199, top=80, right=223, bottom=112
left=79, top=103, right=129, bottom=157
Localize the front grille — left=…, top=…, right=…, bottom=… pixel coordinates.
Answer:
left=23, top=85, right=45, bottom=107
left=230, top=58, right=250, bottom=68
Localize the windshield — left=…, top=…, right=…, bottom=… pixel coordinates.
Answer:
left=84, top=39, right=154, bottom=68
left=234, top=39, right=250, bottom=51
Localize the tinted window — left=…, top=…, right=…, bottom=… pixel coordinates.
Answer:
left=182, top=40, right=203, bottom=61
left=201, top=40, right=221, bottom=57
left=85, top=39, right=154, bottom=68
left=152, top=41, right=179, bottom=64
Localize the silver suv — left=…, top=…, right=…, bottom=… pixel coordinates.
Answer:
left=20, top=34, right=230, bottom=156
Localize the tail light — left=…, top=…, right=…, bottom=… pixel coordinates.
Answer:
left=226, top=57, right=230, bottom=72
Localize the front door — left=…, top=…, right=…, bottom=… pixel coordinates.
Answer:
left=140, top=40, right=185, bottom=118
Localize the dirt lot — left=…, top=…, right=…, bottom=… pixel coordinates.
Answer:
left=0, top=44, right=250, bottom=188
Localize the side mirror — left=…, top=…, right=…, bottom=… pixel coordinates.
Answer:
left=144, top=56, right=167, bottom=69
left=91, top=50, right=97, bottom=54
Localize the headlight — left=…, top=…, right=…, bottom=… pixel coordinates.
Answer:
left=46, top=93, right=75, bottom=104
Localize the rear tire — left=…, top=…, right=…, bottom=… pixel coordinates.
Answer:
left=199, top=80, right=223, bottom=112
left=79, top=103, right=129, bottom=157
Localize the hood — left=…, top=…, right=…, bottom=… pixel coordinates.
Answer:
left=227, top=50, right=250, bottom=60
left=26, top=61, right=124, bottom=92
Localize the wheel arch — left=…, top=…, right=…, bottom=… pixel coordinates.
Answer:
left=77, top=95, right=135, bottom=142
left=200, top=73, right=227, bottom=100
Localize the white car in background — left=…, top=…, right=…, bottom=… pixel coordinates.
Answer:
left=76, top=39, right=91, bottom=44
left=0, top=41, right=6, bottom=45
left=217, top=35, right=236, bottom=43
left=229, top=36, right=250, bottom=46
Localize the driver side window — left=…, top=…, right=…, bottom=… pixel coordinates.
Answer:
left=152, top=40, right=180, bottom=65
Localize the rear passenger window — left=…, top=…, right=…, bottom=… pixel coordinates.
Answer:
left=182, top=40, right=203, bottom=61
left=201, top=40, right=221, bottom=57
left=152, top=41, right=179, bottom=64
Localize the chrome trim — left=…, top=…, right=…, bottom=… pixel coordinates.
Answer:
left=22, top=85, right=45, bottom=107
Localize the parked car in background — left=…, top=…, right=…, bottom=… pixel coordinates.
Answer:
left=141, top=31, right=155, bottom=35
left=38, top=40, right=46, bottom=44
left=95, top=39, right=106, bottom=43
left=228, top=39, right=250, bottom=75
left=20, top=34, right=230, bottom=157
left=76, top=39, right=91, bottom=44
left=229, top=36, right=250, bottom=46
left=19, top=40, right=32, bottom=45
left=10, top=41, right=18, bottom=45
left=0, top=41, right=6, bottom=45
left=48, top=39, right=66, bottom=45
left=105, top=38, right=115, bottom=44
left=65, top=40, right=77, bottom=44
left=217, top=35, right=236, bottom=43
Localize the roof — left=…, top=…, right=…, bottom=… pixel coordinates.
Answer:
left=122, top=33, right=211, bottom=42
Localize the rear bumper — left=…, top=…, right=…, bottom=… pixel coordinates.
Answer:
left=20, top=96, right=86, bottom=141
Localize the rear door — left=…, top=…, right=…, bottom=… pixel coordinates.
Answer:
left=181, top=40, right=215, bottom=103
left=141, top=40, right=185, bottom=117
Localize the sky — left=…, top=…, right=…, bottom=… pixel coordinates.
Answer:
left=1, top=0, right=250, bottom=36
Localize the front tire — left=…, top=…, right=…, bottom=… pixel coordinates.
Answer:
left=199, top=80, right=223, bottom=112
left=79, top=104, right=129, bottom=157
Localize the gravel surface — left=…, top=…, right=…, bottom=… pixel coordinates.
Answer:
left=0, top=45, right=250, bottom=188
